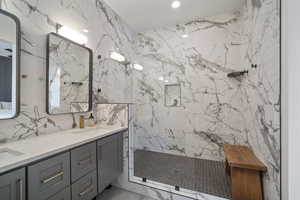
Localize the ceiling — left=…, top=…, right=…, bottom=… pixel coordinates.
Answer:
left=104, top=0, right=243, bottom=32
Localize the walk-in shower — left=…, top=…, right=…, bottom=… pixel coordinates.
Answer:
left=126, top=0, right=281, bottom=199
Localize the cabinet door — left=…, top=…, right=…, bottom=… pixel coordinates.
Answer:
left=97, top=134, right=118, bottom=193
left=0, top=168, right=25, bottom=200
left=97, top=132, right=124, bottom=193
left=117, top=132, right=124, bottom=173
left=28, top=152, right=70, bottom=200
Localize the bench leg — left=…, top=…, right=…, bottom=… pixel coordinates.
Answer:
left=231, top=167, right=263, bottom=200
left=225, top=159, right=230, bottom=176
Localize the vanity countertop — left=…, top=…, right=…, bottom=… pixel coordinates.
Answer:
left=0, top=126, right=128, bottom=174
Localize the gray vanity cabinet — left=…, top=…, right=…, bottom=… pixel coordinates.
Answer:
left=28, top=152, right=71, bottom=200
left=0, top=168, right=25, bottom=200
left=70, top=142, right=96, bottom=183
left=0, top=130, right=125, bottom=200
left=97, top=132, right=123, bottom=193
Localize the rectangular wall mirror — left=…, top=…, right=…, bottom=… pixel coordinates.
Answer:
left=0, top=9, right=20, bottom=120
left=46, top=32, right=93, bottom=115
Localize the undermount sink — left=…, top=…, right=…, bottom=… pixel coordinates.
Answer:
left=70, top=126, right=108, bottom=134
left=0, top=148, right=23, bottom=160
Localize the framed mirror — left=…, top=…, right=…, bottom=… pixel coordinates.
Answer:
left=0, top=9, right=20, bottom=120
left=46, top=32, right=93, bottom=115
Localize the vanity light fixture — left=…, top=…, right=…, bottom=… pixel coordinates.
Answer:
left=182, top=34, right=189, bottom=38
left=110, top=51, right=126, bottom=62
left=83, top=29, right=89, bottom=33
left=133, top=63, right=144, bottom=71
left=158, top=76, right=164, bottom=81
left=164, top=80, right=169, bottom=83
left=58, top=26, right=88, bottom=45
left=171, top=1, right=181, bottom=9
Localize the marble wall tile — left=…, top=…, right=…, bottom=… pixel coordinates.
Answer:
left=0, top=0, right=134, bottom=142
left=0, top=0, right=280, bottom=200
left=240, top=0, right=281, bottom=199
left=131, top=11, right=246, bottom=161
left=94, top=103, right=128, bottom=127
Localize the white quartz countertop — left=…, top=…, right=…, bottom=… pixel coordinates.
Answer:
left=0, top=126, right=127, bottom=174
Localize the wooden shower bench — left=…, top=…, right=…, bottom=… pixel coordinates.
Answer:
left=224, top=144, right=267, bottom=200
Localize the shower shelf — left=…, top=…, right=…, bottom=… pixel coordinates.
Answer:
left=227, top=70, right=248, bottom=78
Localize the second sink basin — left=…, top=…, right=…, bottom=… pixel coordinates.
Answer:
left=70, top=126, right=108, bottom=134
left=0, top=148, right=23, bottom=161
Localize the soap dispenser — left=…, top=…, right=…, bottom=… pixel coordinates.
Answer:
left=87, top=113, right=95, bottom=127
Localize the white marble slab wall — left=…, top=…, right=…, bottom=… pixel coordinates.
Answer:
left=129, top=1, right=280, bottom=199
left=239, top=0, right=281, bottom=199
left=132, top=11, right=245, bottom=161
left=94, top=103, right=128, bottom=127
left=0, top=0, right=134, bottom=142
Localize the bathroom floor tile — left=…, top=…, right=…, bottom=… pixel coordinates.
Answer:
left=97, top=186, right=155, bottom=200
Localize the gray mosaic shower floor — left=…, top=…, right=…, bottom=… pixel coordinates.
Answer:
left=134, top=150, right=231, bottom=199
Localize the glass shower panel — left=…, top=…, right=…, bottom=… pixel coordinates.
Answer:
left=129, top=74, right=231, bottom=199
left=128, top=1, right=280, bottom=200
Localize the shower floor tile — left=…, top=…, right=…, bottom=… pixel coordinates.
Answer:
left=134, top=150, right=231, bottom=199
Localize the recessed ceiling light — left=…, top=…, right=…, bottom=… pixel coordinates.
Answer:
left=83, top=29, right=89, bottom=33
left=182, top=34, right=189, bottom=38
left=171, top=1, right=181, bottom=9
left=164, top=80, right=169, bottom=83
left=158, top=76, right=164, bottom=81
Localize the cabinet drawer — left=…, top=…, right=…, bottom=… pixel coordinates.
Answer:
left=0, top=168, right=25, bottom=200
left=97, top=133, right=118, bottom=146
left=45, top=187, right=71, bottom=200
left=71, top=142, right=96, bottom=182
left=71, top=170, right=97, bottom=200
left=28, top=152, right=70, bottom=200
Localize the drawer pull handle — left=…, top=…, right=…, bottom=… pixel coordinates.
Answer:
left=79, top=185, right=94, bottom=197
left=78, top=156, right=92, bottom=166
left=18, top=179, right=23, bottom=200
left=42, top=171, right=64, bottom=184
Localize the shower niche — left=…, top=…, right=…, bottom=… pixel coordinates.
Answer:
left=164, top=84, right=181, bottom=107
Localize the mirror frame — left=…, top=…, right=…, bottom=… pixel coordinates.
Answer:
left=0, top=9, right=21, bottom=120
left=46, top=32, right=93, bottom=115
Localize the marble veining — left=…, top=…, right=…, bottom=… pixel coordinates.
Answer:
left=0, top=0, right=280, bottom=200
left=94, top=104, right=128, bottom=128
left=132, top=11, right=246, bottom=160
left=0, top=0, right=134, bottom=143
